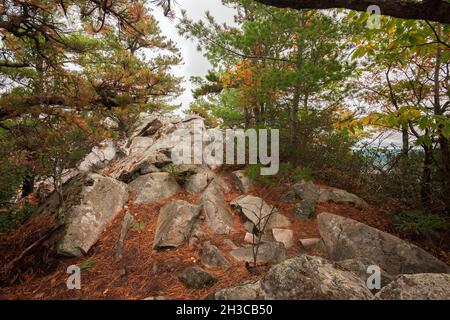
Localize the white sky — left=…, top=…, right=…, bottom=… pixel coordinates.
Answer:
left=151, top=0, right=236, bottom=112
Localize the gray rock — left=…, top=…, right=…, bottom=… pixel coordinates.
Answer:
left=243, top=221, right=255, bottom=233
left=293, top=180, right=369, bottom=210
left=128, top=172, right=179, bottom=204
left=317, top=188, right=369, bottom=209
left=211, top=280, right=264, bottom=300
left=280, top=190, right=296, bottom=202
left=293, top=180, right=321, bottom=203
left=185, top=172, right=208, bottom=194
left=179, top=266, right=217, bottom=289
left=56, top=173, right=128, bottom=257
left=375, top=273, right=450, bottom=300
left=299, top=238, right=321, bottom=250
left=129, top=136, right=154, bottom=153
left=231, top=195, right=289, bottom=232
left=78, top=140, right=119, bottom=172
left=244, top=232, right=273, bottom=244
left=260, top=255, right=374, bottom=300
left=335, top=258, right=395, bottom=291
left=232, top=170, right=254, bottom=192
left=200, top=242, right=231, bottom=269
left=153, top=200, right=201, bottom=249
left=317, top=212, right=450, bottom=275
left=293, top=200, right=315, bottom=219
left=223, top=239, right=238, bottom=250
left=198, top=180, right=234, bottom=234
left=211, top=255, right=374, bottom=300
left=229, top=242, right=286, bottom=265
left=272, top=228, right=293, bottom=249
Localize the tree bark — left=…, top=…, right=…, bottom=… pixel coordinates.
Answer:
left=253, top=0, right=450, bottom=24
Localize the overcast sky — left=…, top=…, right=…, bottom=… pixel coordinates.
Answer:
left=151, top=0, right=236, bottom=112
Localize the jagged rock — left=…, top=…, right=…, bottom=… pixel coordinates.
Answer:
left=128, top=172, right=179, bottom=204
left=200, top=242, right=231, bottom=269
left=375, top=273, right=450, bottom=300
left=229, top=242, right=286, bottom=265
left=317, top=212, right=450, bottom=275
left=232, top=170, right=254, bottom=192
left=198, top=179, right=234, bottom=234
left=210, top=280, right=264, bottom=300
left=153, top=200, right=201, bottom=249
left=179, top=266, right=217, bottom=289
left=104, top=147, right=171, bottom=182
left=272, top=228, right=293, bottom=249
left=185, top=172, right=208, bottom=194
left=318, top=188, right=369, bottom=209
left=211, top=255, right=374, bottom=300
left=335, top=258, right=395, bottom=291
left=78, top=140, right=119, bottom=172
left=129, top=113, right=164, bottom=139
left=56, top=173, right=128, bottom=257
left=230, top=195, right=290, bottom=232
left=104, top=114, right=208, bottom=182
left=293, top=200, right=315, bottom=219
left=260, top=255, right=373, bottom=300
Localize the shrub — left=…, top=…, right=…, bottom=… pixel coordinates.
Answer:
left=394, top=210, right=450, bottom=237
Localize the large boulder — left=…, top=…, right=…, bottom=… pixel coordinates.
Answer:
left=230, top=195, right=290, bottom=231
left=128, top=172, right=179, bottom=204
left=260, top=255, right=374, bottom=300
left=375, top=273, right=450, bottom=300
left=153, top=200, right=201, bottom=249
left=56, top=173, right=128, bottom=257
left=317, top=212, right=450, bottom=275
left=198, top=179, right=234, bottom=234
left=211, top=255, right=374, bottom=300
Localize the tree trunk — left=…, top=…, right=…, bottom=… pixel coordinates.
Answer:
left=420, top=145, right=433, bottom=210
left=438, top=135, right=450, bottom=213
left=402, top=126, right=409, bottom=156
left=21, top=174, right=34, bottom=198
left=290, top=86, right=300, bottom=146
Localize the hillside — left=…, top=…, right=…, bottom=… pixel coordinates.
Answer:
left=0, top=113, right=449, bottom=300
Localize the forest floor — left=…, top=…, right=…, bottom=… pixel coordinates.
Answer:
left=0, top=172, right=449, bottom=300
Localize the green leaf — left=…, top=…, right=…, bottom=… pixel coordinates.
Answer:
left=78, top=258, right=96, bottom=271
